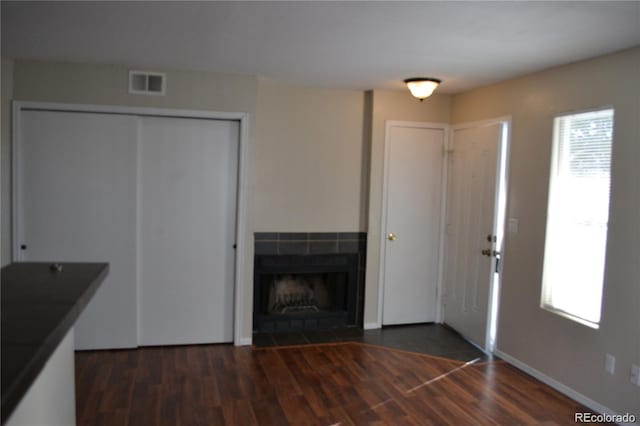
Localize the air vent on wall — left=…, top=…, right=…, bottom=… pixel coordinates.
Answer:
left=129, top=70, right=166, bottom=95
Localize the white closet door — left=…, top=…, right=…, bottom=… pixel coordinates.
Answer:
left=138, top=117, right=238, bottom=345
left=18, top=110, right=139, bottom=349
left=382, top=125, right=444, bottom=325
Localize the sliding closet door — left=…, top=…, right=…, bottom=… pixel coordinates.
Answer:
left=138, top=117, right=238, bottom=345
left=17, top=110, right=139, bottom=349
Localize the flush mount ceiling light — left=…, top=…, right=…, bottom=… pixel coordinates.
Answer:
left=404, top=77, right=441, bottom=101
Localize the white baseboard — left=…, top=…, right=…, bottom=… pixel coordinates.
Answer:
left=494, top=349, right=625, bottom=420
left=364, top=322, right=381, bottom=330
left=235, top=336, right=252, bottom=346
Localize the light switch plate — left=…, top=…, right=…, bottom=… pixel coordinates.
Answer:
left=631, top=364, right=640, bottom=386
left=605, top=354, right=616, bottom=375
left=507, top=218, right=519, bottom=234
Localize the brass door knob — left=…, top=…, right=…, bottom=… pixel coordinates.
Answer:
left=388, top=233, right=397, bottom=241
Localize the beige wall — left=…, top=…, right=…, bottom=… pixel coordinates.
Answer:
left=12, top=60, right=257, bottom=113
left=363, top=90, right=451, bottom=326
left=452, top=47, right=640, bottom=416
left=1, top=57, right=14, bottom=266
left=254, top=79, right=366, bottom=232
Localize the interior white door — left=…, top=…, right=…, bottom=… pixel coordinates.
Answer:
left=138, top=116, right=238, bottom=345
left=382, top=125, right=444, bottom=325
left=17, top=110, right=139, bottom=349
left=443, top=123, right=502, bottom=348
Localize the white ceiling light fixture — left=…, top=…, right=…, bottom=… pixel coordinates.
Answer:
left=404, top=78, right=441, bottom=101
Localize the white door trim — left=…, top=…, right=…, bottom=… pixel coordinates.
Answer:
left=12, top=101, right=250, bottom=346
left=450, top=116, right=512, bottom=132
left=376, top=120, right=449, bottom=328
left=488, top=117, right=511, bottom=352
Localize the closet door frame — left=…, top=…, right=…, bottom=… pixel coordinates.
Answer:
left=12, top=101, right=251, bottom=346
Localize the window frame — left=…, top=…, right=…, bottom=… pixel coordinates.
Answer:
left=540, top=106, right=615, bottom=329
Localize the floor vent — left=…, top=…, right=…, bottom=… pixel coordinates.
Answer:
left=129, top=70, right=166, bottom=95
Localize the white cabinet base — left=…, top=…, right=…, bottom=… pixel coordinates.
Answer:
left=6, top=329, right=76, bottom=426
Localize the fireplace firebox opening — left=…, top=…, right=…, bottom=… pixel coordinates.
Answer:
left=253, top=254, right=358, bottom=332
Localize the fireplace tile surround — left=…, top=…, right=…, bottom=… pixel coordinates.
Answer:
left=254, top=232, right=367, bottom=331
left=255, top=232, right=366, bottom=256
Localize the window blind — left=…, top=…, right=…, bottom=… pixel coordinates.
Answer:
left=541, top=108, right=614, bottom=327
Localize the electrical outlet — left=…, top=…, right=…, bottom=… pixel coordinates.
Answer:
left=631, top=364, right=640, bottom=386
left=605, top=354, right=616, bottom=375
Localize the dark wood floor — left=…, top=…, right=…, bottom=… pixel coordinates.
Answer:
left=75, top=342, right=603, bottom=425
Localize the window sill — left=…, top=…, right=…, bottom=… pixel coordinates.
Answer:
left=540, top=305, right=600, bottom=330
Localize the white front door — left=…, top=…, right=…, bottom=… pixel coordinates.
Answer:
left=443, top=122, right=505, bottom=349
left=381, top=123, right=445, bottom=325
left=138, top=116, right=238, bottom=345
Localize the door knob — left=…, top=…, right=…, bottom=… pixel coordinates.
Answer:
left=481, top=248, right=492, bottom=257
left=388, top=233, right=397, bottom=241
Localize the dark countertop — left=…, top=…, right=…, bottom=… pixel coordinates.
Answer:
left=1, top=262, right=109, bottom=424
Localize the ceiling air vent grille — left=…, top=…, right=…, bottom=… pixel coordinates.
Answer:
left=129, top=70, right=166, bottom=95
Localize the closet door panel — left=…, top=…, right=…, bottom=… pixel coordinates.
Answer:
left=138, top=117, right=238, bottom=345
left=18, top=110, right=139, bottom=349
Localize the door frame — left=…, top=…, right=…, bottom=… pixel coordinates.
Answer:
left=12, top=101, right=250, bottom=346
left=446, top=116, right=512, bottom=352
left=376, top=120, right=449, bottom=328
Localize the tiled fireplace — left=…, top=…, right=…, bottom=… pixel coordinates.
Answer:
left=253, top=233, right=366, bottom=332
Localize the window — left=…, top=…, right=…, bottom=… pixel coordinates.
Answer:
left=541, top=108, right=614, bottom=328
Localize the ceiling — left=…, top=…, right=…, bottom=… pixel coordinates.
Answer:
left=2, top=1, right=639, bottom=94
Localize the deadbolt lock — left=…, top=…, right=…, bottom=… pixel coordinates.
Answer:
left=481, top=248, right=500, bottom=257
left=388, top=233, right=397, bottom=241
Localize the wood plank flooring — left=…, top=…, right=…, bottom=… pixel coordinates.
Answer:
left=75, top=342, right=604, bottom=425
